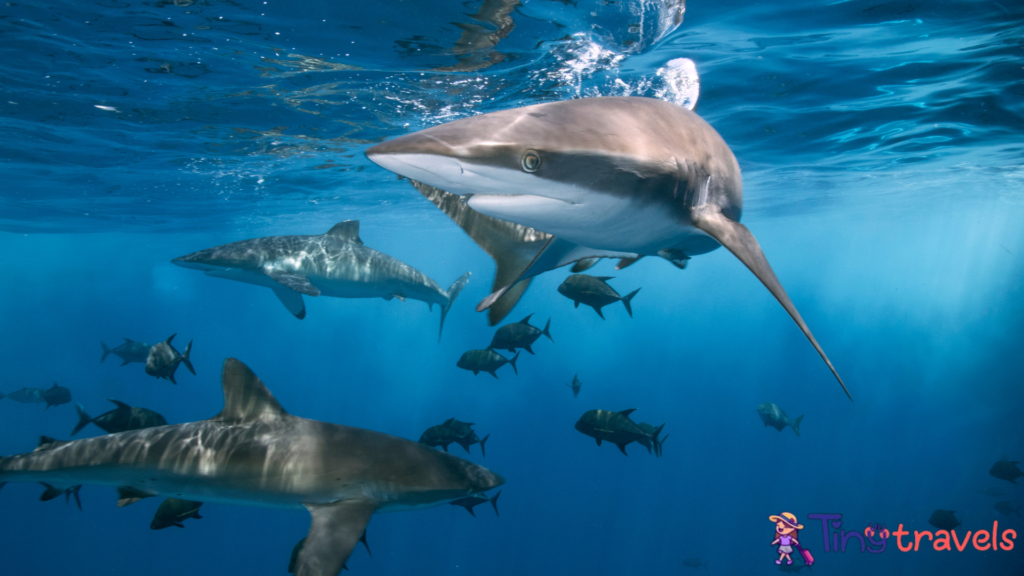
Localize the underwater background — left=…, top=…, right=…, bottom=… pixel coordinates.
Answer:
left=1, top=0, right=1023, bottom=574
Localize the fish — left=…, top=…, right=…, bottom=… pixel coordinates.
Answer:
left=144, top=334, right=195, bottom=385
left=38, top=476, right=82, bottom=510
left=636, top=422, right=668, bottom=457
left=72, top=399, right=168, bottom=436
left=100, top=338, right=152, bottom=366
left=450, top=490, right=500, bottom=517
left=172, top=220, right=470, bottom=340
left=990, top=460, right=1023, bottom=484
left=441, top=418, right=490, bottom=457
left=456, top=349, right=519, bottom=378
left=289, top=532, right=368, bottom=573
left=150, top=498, right=203, bottom=529
left=928, top=510, right=961, bottom=531
left=488, top=313, right=552, bottom=355
left=994, top=501, right=1021, bottom=517
left=41, top=383, right=71, bottom=409
left=1, top=387, right=46, bottom=404
left=418, top=424, right=464, bottom=453
left=365, top=96, right=850, bottom=400
left=557, top=274, right=640, bottom=319
left=977, top=487, right=1007, bottom=498
left=574, top=409, right=649, bottom=456
left=682, top=558, right=707, bottom=569
left=567, top=374, right=582, bottom=398
left=757, top=403, right=803, bottom=437
left=0, top=358, right=505, bottom=576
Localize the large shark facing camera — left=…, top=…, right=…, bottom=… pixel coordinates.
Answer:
left=366, top=96, right=850, bottom=399
left=173, top=220, right=469, bottom=340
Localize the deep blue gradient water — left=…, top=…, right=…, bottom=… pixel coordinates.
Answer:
left=1, top=0, right=1023, bottom=574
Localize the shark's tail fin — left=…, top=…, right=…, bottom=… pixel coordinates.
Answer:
left=508, top=351, right=520, bottom=375
left=792, top=414, right=804, bottom=437
left=181, top=340, right=196, bottom=376
left=100, top=341, right=111, bottom=363
left=489, top=490, right=501, bottom=517
left=541, top=318, right=553, bottom=343
left=439, top=272, right=472, bottom=342
left=71, top=403, right=92, bottom=436
left=479, top=434, right=489, bottom=458
left=621, top=288, right=641, bottom=318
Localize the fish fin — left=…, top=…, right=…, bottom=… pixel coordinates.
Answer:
left=165, top=333, right=176, bottom=345
left=793, top=414, right=804, bottom=437
left=390, top=294, right=405, bottom=302
left=173, top=523, right=184, bottom=528
left=490, top=490, right=501, bottom=517
left=35, top=436, right=70, bottom=451
left=116, top=486, right=156, bottom=507
left=593, top=306, right=605, bottom=319
left=295, top=500, right=376, bottom=576
left=479, top=434, right=489, bottom=458
left=168, top=372, right=177, bottom=385
left=621, top=288, right=640, bottom=318
left=473, top=371, right=479, bottom=376
left=68, top=485, right=82, bottom=510
left=595, top=438, right=602, bottom=446
left=271, top=284, right=308, bottom=319
left=573, top=300, right=580, bottom=308
left=619, top=409, right=638, bottom=417
left=325, top=220, right=363, bottom=244
left=119, top=359, right=131, bottom=367
left=181, top=340, right=195, bottom=376
left=443, top=417, right=455, bottom=426
left=439, top=272, right=471, bottom=342
left=457, top=438, right=472, bottom=454
left=267, top=270, right=321, bottom=297
left=542, top=318, right=552, bottom=342
left=523, top=344, right=533, bottom=355
left=359, top=530, right=371, bottom=556
left=489, top=371, right=498, bottom=379
left=571, top=257, right=600, bottom=273
left=441, top=444, right=449, bottom=452
left=616, top=443, right=629, bottom=456
left=594, top=276, right=615, bottom=282
left=100, top=341, right=111, bottom=363
left=518, top=313, right=534, bottom=324
left=39, top=483, right=62, bottom=501
left=615, top=256, right=644, bottom=270
left=71, top=403, right=92, bottom=436
left=454, top=501, right=477, bottom=517
left=691, top=204, right=851, bottom=400
left=381, top=294, right=394, bottom=301
left=107, top=399, right=132, bottom=410
left=211, top=358, right=289, bottom=424
left=508, top=351, right=519, bottom=375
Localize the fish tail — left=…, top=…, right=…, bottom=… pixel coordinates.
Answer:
left=181, top=340, right=196, bottom=375
left=479, top=434, right=489, bottom=458
left=439, top=272, right=472, bottom=342
left=621, top=288, right=641, bottom=318
left=100, top=341, right=111, bottom=363
left=508, top=351, right=520, bottom=375
left=489, top=490, right=501, bottom=517
left=657, top=433, right=669, bottom=458
left=542, top=317, right=553, bottom=342
left=792, top=414, right=804, bottom=437
left=71, top=403, right=92, bottom=436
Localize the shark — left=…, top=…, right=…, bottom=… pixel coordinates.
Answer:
left=172, top=220, right=470, bottom=340
left=0, top=358, right=505, bottom=576
left=366, top=96, right=849, bottom=399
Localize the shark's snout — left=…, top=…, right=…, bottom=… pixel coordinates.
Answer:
left=468, top=464, right=505, bottom=493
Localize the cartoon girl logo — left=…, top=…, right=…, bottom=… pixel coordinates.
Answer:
left=770, top=512, right=814, bottom=566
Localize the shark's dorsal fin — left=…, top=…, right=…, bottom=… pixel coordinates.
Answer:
left=326, top=221, right=363, bottom=244
left=35, top=436, right=70, bottom=451
left=212, top=358, right=288, bottom=424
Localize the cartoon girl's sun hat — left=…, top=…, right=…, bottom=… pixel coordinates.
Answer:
left=769, top=512, right=804, bottom=530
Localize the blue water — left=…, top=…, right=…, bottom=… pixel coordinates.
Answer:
left=2, top=0, right=1023, bottom=574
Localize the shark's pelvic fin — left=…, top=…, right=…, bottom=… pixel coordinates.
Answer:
left=325, top=220, right=363, bottom=245
left=691, top=204, right=851, bottom=401
left=571, top=258, right=599, bottom=273
left=295, top=500, right=376, bottom=576
left=439, top=272, right=471, bottom=342
left=267, top=271, right=321, bottom=297
left=272, top=285, right=307, bottom=320
left=116, top=486, right=157, bottom=507
left=211, top=358, right=288, bottom=424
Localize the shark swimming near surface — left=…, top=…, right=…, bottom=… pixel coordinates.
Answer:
left=172, top=220, right=470, bottom=340
left=366, top=96, right=850, bottom=399
left=0, top=358, right=505, bottom=576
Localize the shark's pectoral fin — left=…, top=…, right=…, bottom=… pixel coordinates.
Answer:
left=271, top=285, right=307, bottom=320
left=691, top=205, right=851, bottom=401
left=295, top=500, right=376, bottom=576
left=267, top=270, right=321, bottom=297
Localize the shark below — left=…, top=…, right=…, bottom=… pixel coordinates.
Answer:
left=172, top=220, right=470, bottom=340
left=0, top=358, right=504, bottom=576
left=366, top=96, right=850, bottom=399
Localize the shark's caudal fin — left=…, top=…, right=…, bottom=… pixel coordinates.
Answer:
left=479, top=434, right=489, bottom=458
left=294, top=500, right=376, bottom=576
left=541, top=318, right=553, bottom=342
left=181, top=340, right=195, bottom=376
left=211, top=359, right=288, bottom=424
left=489, top=490, right=501, bottom=517
left=71, top=403, right=92, bottom=436
left=439, top=272, right=472, bottom=342
left=100, top=341, right=111, bottom=363
left=691, top=205, right=851, bottom=401
left=507, top=351, right=520, bottom=375
left=792, top=414, right=804, bottom=437
left=621, top=288, right=641, bottom=318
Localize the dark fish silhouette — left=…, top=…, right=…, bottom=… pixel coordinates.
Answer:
left=636, top=422, right=668, bottom=457
left=574, top=409, right=649, bottom=455
left=145, top=334, right=195, bottom=384
left=488, top=313, right=552, bottom=355
left=42, top=383, right=71, bottom=409
left=450, top=491, right=500, bottom=517
left=758, top=403, right=803, bottom=437
left=1, top=387, right=46, bottom=404
left=100, top=338, right=152, bottom=366
left=567, top=374, right=582, bottom=398
left=557, top=274, right=640, bottom=319
left=928, top=510, right=961, bottom=531
left=994, top=501, right=1021, bottom=517
left=419, top=418, right=489, bottom=457
left=990, top=460, right=1022, bottom=484
left=682, top=557, right=707, bottom=569
left=72, top=400, right=167, bottom=436
left=456, top=349, right=519, bottom=378
left=150, top=498, right=203, bottom=529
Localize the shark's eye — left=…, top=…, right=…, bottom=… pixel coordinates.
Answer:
left=521, top=151, right=541, bottom=172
